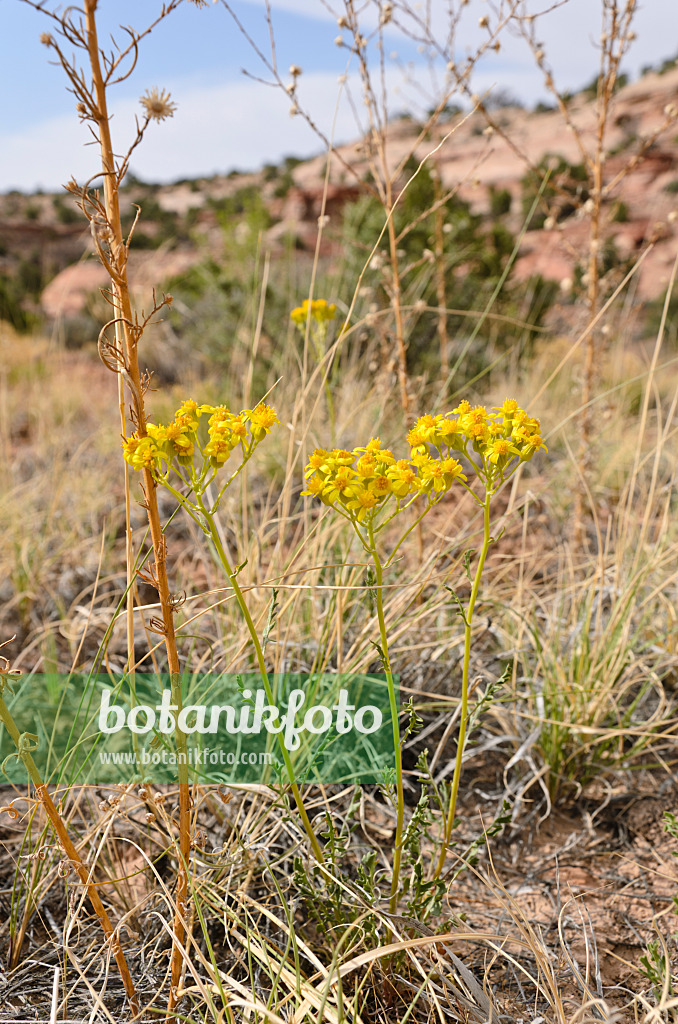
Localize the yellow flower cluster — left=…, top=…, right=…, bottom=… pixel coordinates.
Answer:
left=290, top=298, right=337, bottom=327
left=122, top=399, right=279, bottom=474
left=302, top=399, right=546, bottom=521
left=406, top=399, right=547, bottom=475
left=302, top=437, right=466, bottom=522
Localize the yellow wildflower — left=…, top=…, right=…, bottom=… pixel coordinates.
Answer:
left=290, top=298, right=338, bottom=326
left=248, top=403, right=279, bottom=441
left=356, top=454, right=377, bottom=478
left=486, top=438, right=520, bottom=466
left=493, top=398, right=520, bottom=417
left=323, top=465, right=357, bottom=504
left=301, top=474, right=327, bottom=500
left=452, top=400, right=472, bottom=415
left=440, top=458, right=467, bottom=486
left=203, top=437, right=232, bottom=466
left=305, top=448, right=330, bottom=477
left=387, top=460, right=419, bottom=498
left=369, top=474, right=392, bottom=498
left=347, top=487, right=380, bottom=521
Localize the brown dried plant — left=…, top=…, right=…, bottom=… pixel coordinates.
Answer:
left=0, top=639, right=139, bottom=1013
left=23, top=0, right=196, bottom=1014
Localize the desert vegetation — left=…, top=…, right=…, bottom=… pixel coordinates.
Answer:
left=1, top=1, right=677, bottom=1022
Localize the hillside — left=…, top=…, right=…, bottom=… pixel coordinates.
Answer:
left=1, top=63, right=677, bottom=340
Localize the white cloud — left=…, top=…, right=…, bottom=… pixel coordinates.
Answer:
left=1, top=71, right=369, bottom=191
left=239, top=0, right=337, bottom=19
left=2, top=0, right=676, bottom=192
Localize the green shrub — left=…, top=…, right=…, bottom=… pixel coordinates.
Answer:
left=340, top=159, right=556, bottom=384
left=53, top=196, right=80, bottom=224
left=521, top=154, right=588, bottom=229
left=610, top=200, right=629, bottom=223
left=489, top=186, right=512, bottom=218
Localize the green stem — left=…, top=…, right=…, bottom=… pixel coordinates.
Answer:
left=367, top=524, right=404, bottom=914
left=197, top=499, right=325, bottom=865
left=433, top=485, right=493, bottom=880
left=383, top=499, right=434, bottom=568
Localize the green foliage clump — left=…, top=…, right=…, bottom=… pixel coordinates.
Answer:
left=521, top=154, right=588, bottom=229
left=489, top=186, right=512, bottom=218
left=644, top=287, right=678, bottom=344
left=120, top=190, right=186, bottom=247
left=207, top=185, right=272, bottom=233
left=340, top=158, right=556, bottom=383
left=0, top=257, right=43, bottom=331
left=610, top=200, right=629, bottom=223
left=53, top=195, right=80, bottom=224
left=579, top=71, right=629, bottom=100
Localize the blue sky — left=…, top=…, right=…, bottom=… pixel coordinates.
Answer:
left=2, top=0, right=676, bottom=192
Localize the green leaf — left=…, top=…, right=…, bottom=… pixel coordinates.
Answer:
left=444, top=585, right=468, bottom=627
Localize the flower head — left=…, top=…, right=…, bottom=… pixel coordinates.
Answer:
left=347, top=487, right=380, bottom=521
left=140, top=87, right=177, bottom=122
left=122, top=396, right=277, bottom=476
left=248, top=403, right=279, bottom=441
left=290, top=298, right=338, bottom=327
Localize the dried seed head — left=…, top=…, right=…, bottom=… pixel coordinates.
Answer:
left=289, top=64, right=302, bottom=77
left=478, top=15, right=489, bottom=28
left=337, top=15, right=348, bottom=27
left=140, top=87, right=177, bottom=122
left=335, top=35, right=345, bottom=46
left=289, top=103, right=299, bottom=116
left=40, top=32, right=54, bottom=47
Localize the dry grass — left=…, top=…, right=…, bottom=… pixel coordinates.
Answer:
left=2, top=0, right=678, bottom=1020
left=2, top=284, right=677, bottom=1020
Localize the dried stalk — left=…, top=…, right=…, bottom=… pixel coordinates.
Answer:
left=80, top=2, right=191, bottom=1011
left=0, top=654, right=139, bottom=1014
